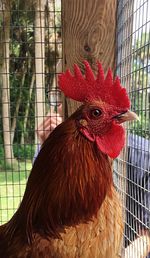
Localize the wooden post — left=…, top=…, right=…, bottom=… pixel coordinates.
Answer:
left=62, top=1, right=123, bottom=255
left=62, top=0, right=117, bottom=115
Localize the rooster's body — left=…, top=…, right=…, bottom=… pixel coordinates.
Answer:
left=0, top=62, right=138, bottom=258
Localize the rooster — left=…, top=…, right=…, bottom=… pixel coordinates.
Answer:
left=0, top=61, right=138, bottom=258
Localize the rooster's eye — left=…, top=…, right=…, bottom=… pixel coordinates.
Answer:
left=90, top=109, right=102, bottom=118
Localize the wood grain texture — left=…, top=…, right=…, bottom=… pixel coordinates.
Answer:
left=62, top=0, right=117, bottom=115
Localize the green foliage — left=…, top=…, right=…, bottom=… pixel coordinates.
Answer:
left=134, top=32, right=150, bottom=63
left=7, top=1, right=61, bottom=147
left=129, top=32, right=150, bottom=138
left=0, top=149, right=18, bottom=171
left=0, top=143, right=34, bottom=170
left=13, top=143, right=35, bottom=161
left=1, top=0, right=62, bottom=170
left=0, top=144, right=4, bottom=161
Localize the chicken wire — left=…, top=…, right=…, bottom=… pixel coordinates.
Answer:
left=0, top=0, right=62, bottom=224
left=115, top=0, right=150, bottom=257
left=0, top=0, right=150, bottom=257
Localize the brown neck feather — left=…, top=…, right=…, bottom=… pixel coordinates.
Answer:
left=6, top=116, right=113, bottom=243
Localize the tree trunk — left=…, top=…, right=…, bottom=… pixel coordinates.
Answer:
left=11, top=70, right=26, bottom=144
left=20, top=73, right=35, bottom=145
left=34, top=0, right=45, bottom=144
left=1, top=7, right=14, bottom=164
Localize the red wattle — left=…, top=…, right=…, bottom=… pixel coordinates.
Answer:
left=95, top=123, right=125, bottom=158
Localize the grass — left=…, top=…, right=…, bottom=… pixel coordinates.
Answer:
left=0, top=161, right=32, bottom=224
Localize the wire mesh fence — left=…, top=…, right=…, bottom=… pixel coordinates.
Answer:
left=0, top=0, right=150, bottom=257
left=115, top=0, right=150, bottom=256
left=0, top=0, right=62, bottom=223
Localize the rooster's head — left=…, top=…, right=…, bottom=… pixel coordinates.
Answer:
left=59, top=61, right=138, bottom=159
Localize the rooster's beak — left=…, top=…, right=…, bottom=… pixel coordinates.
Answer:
left=115, top=110, right=139, bottom=123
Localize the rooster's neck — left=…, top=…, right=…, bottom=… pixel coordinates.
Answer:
left=5, top=118, right=113, bottom=242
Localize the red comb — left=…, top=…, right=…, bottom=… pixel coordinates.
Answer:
left=58, top=61, right=130, bottom=109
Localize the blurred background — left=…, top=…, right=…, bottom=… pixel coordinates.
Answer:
left=0, top=0, right=62, bottom=222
